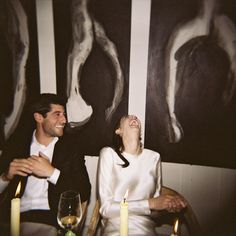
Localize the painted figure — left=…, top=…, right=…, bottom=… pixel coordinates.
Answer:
left=66, top=0, right=124, bottom=128
left=165, top=0, right=236, bottom=142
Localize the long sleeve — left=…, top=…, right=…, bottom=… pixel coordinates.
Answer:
left=52, top=153, right=91, bottom=202
left=153, top=156, right=161, bottom=198
left=0, top=176, right=9, bottom=193
left=48, top=135, right=91, bottom=214
left=98, top=147, right=120, bottom=218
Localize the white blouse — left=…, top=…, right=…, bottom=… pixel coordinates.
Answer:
left=98, top=147, right=161, bottom=236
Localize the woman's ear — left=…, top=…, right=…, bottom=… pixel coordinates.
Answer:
left=115, top=128, right=121, bottom=135
left=34, top=112, right=43, bottom=123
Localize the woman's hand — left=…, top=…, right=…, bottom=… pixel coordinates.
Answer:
left=148, top=194, right=187, bottom=213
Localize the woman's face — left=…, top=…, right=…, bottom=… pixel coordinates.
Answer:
left=116, top=115, right=141, bottom=137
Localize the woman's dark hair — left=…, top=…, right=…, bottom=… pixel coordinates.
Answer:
left=29, top=93, right=66, bottom=118
left=112, top=116, right=129, bottom=168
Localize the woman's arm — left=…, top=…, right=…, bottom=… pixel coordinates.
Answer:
left=148, top=156, right=187, bottom=212
left=153, top=155, right=162, bottom=198
left=98, top=147, right=120, bottom=218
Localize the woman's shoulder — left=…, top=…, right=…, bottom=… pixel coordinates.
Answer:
left=99, top=146, right=117, bottom=159
left=142, top=148, right=161, bottom=161
left=99, top=146, right=122, bottom=165
left=100, top=146, right=115, bottom=154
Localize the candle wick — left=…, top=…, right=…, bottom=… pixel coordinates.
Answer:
left=124, top=198, right=126, bottom=203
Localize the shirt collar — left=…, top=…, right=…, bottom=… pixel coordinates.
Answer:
left=32, top=130, right=59, bottom=148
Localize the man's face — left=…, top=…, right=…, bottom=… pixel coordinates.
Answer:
left=41, top=104, right=66, bottom=138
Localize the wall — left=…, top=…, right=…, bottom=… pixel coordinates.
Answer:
left=36, top=0, right=236, bottom=235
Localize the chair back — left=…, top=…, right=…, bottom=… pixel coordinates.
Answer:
left=86, top=200, right=100, bottom=236
left=160, top=186, right=202, bottom=236
left=76, top=200, right=88, bottom=235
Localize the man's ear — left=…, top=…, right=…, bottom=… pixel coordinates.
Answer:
left=34, top=112, right=44, bottom=123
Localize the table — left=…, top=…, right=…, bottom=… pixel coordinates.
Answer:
left=21, top=222, right=59, bottom=236
left=0, top=222, right=65, bottom=236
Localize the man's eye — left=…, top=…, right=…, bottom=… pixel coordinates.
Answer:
left=52, top=112, right=66, bottom=117
left=54, top=112, right=61, bottom=117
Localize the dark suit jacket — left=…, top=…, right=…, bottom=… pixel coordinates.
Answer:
left=0, top=126, right=91, bottom=223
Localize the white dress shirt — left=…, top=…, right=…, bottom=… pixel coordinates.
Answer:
left=20, top=132, right=60, bottom=212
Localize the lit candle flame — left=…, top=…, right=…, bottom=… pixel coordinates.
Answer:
left=15, top=182, right=21, bottom=197
left=123, top=189, right=129, bottom=203
left=174, top=219, right=179, bottom=234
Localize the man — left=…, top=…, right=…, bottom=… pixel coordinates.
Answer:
left=0, top=93, right=91, bottom=226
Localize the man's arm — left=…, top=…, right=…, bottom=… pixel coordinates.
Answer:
left=67, top=154, right=91, bottom=202
left=47, top=136, right=91, bottom=216
left=0, top=158, right=33, bottom=193
left=2, top=159, right=33, bottom=181
left=54, top=152, right=91, bottom=203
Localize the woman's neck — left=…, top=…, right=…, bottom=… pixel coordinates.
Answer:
left=123, top=137, right=141, bottom=155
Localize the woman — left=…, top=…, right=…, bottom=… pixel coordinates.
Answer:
left=98, top=115, right=187, bottom=235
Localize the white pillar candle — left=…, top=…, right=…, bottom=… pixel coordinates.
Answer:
left=11, top=197, right=20, bottom=236
left=11, top=182, right=21, bottom=236
left=120, top=190, right=128, bottom=236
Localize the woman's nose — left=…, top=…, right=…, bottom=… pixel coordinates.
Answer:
left=129, top=115, right=137, bottom=120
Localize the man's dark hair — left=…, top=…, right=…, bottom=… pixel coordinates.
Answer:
left=29, top=93, right=66, bottom=118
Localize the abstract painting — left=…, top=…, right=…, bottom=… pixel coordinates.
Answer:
left=145, top=0, right=236, bottom=168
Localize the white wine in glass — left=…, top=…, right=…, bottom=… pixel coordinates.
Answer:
left=57, top=190, right=82, bottom=235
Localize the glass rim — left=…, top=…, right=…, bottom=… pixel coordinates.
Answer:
left=60, top=190, right=80, bottom=199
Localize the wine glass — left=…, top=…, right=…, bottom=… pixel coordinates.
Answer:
left=57, top=190, right=82, bottom=236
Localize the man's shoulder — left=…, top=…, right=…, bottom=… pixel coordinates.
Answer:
left=56, top=133, right=82, bottom=152
left=1, top=129, right=33, bottom=158
left=58, top=132, right=76, bottom=140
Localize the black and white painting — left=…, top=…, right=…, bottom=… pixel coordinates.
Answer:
left=0, top=0, right=40, bottom=150
left=53, top=0, right=130, bottom=155
left=145, top=0, right=236, bottom=168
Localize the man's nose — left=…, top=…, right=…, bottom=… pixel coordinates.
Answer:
left=61, top=114, right=67, bottom=123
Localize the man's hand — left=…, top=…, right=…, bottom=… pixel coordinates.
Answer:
left=28, top=152, right=55, bottom=178
left=149, top=194, right=187, bottom=213
left=2, top=158, right=33, bottom=181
